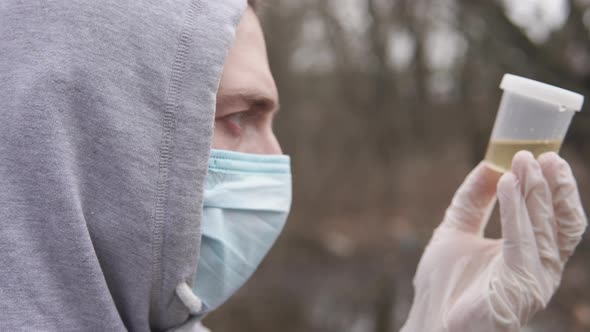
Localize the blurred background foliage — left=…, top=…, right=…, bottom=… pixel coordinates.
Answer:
left=205, top=0, right=590, bottom=331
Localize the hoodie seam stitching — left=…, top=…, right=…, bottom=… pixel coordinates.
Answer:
left=150, top=0, right=203, bottom=325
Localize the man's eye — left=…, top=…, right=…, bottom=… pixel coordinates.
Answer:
left=218, top=110, right=266, bottom=137
left=221, top=112, right=246, bottom=136
left=227, top=112, right=244, bottom=127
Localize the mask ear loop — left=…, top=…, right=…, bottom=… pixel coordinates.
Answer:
left=175, top=282, right=203, bottom=315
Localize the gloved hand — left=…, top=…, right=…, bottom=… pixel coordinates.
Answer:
left=401, top=151, right=587, bottom=332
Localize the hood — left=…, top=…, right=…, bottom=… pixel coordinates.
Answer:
left=0, top=0, right=246, bottom=330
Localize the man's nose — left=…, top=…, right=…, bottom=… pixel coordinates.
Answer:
left=262, top=132, right=282, bottom=155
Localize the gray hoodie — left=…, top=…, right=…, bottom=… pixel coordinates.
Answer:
left=0, top=0, right=245, bottom=330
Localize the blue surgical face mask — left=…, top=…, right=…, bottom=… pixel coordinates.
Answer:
left=191, top=149, right=291, bottom=317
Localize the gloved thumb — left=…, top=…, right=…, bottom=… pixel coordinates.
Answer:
left=441, top=162, right=502, bottom=235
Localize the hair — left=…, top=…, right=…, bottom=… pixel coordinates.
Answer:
left=248, top=0, right=256, bottom=9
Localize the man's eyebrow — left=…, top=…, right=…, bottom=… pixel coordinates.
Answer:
left=217, top=90, right=280, bottom=113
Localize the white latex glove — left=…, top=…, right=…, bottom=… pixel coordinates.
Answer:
left=401, top=151, right=587, bottom=332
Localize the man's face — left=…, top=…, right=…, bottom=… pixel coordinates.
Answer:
left=214, top=7, right=281, bottom=155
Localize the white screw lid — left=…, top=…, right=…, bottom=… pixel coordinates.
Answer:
left=500, top=74, right=584, bottom=112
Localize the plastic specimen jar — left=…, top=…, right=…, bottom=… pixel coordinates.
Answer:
left=484, top=74, right=584, bottom=172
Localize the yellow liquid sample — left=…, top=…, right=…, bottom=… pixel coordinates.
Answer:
left=484, top=139, right=562, bottom=172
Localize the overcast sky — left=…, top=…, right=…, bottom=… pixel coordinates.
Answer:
left=503, top=0, right=569, bottom=42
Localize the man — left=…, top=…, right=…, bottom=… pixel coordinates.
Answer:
left=210, top=2, right=588, bottom=331
left=0, top=1, right=586, bottom=331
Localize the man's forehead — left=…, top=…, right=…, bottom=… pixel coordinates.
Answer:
left=233, top=8, right=266, bottom=51
left=217, top=6, right=278, bottom=108
left=218, top=9, right=278, bottom=109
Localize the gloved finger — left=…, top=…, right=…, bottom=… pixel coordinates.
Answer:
left=498, top=172, right=539, bottom=272
left=441, top=162, right=502, bottom=235
left=512, top=151, right=561, bottom=276
left=538, top=152, right=588, bottom=263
